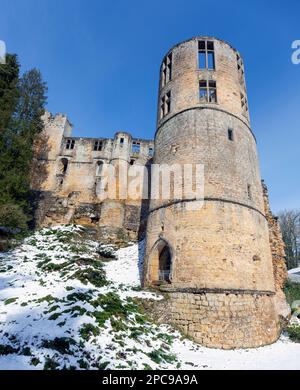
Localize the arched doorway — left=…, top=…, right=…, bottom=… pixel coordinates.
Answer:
left=159, top=245, right=172, bottom=282
left=148, top=239, right=173, bottom=285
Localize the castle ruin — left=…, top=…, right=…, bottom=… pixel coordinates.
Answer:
left=32, top=37, right=289, bottom=349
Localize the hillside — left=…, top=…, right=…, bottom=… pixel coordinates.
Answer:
left=0, top=225, right=300, bottom=370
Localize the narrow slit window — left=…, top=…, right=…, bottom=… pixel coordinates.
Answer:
left=160, top=97, right=165, bottom=118
left=247, top=184, right=252, bottom=200
left=149, top=147, right=154, bottom=157
left=166, top=91, right=171, bottom=114
left=228, top=129, right=234, bottom=141
left=120, top=137, right=124, bottom=145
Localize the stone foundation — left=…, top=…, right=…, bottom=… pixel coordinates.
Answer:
left=168, top=291, right=280, bottom=349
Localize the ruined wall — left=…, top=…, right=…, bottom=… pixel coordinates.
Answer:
left=262, top=181, right=290, bottom=323
left=31, top=112, right=154, bottom=241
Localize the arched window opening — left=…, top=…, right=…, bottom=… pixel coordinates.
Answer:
left=96, top=161, right=104, bottom=176
left=60, top=158, right=68, bottom=175
left=159, top=245, right=172, bottom=282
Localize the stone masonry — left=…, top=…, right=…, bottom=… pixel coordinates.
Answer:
left=32, top=36, right=289, bottom=349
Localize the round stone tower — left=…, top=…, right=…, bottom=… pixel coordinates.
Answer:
left=143, top=37, right=281, bottom=349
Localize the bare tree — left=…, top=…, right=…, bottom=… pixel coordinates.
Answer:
left=278, top=209, right=300, bottom=270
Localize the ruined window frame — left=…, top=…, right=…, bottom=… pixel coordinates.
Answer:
left=148, top=147, right=154, bottom=157
left=199, top=80, right=217, bottom=103
left=65, top=138, right=75, bottom=150
left=160, top=91, right=171, bottom=119
left=240, top=92, right=249, bottom=116
left=161, top=52, right=173, bottom=88
left=93, top=140, right=103, bottom=152
left=198, top=40, right=215, bottom=71
left=132, top=141, right=141, bottom=155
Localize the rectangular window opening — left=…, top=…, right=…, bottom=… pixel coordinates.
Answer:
left=93, top=140, right=103, bottom=151
left=161, top=91, right=171, bottom=118
left=132, top=142, right=141, bottom=155
left=207, top=52, right=215, bottom=70
left=247, top=184, right=252, bottom=200
left=198, top=40, right=215, bottom=70
left=66, top=139, right=75, bottom=150
left=228, top=129, right=234, bottom=141
left=161, top=52, right=173, bottom=87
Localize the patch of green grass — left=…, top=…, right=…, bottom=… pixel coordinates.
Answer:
left=48, top=312, right=62, bottom=321
left=44, top=357, right=60, bottom=370
left=157, top=333, right=175, bottom=345
left=36, top=295, right=58, bottom=304
left=287, top=326, right=300, bottom=343
left=31, top=357, right=41, bottom=366
left=63, top=305, right=87, bottom=317
left=21, top=346, right=32, bottom=356
left=72, top=268, right=107, bottom=287
left=98, top=361, right=110, bottom=370
left=78, top=359, right=89, bottom=369
left=0, top=344, right=19, bottom=355
left=129, top=327, right=144, bottom=339
left=79, top=323, right=100, bottom=341
left=143, top=363, right=153, bottom=370
left=41, top=337, right=76, bottom=354
left=4, top=297, right=18, bottom=305
left=40, top=262, right=70, bottom=272
left=66, top=291, right=93, bottom=302
left=284, top=281, right=300, bottom=306
left=147, top=349, right=177, bottom=365
left=45, top=305, right=61, bottom=314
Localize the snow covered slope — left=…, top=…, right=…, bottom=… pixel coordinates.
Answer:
left=0, top=225, right=299, bottom=370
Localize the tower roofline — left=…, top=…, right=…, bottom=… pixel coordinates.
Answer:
left=160, top=36, right=242, bottom=66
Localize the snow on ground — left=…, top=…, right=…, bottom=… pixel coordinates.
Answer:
left=289, top=267, right=300, bottom=283
left=0, top=225, right=299, bottom=370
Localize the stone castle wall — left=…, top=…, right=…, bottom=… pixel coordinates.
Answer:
left=168, top=291, right=279, bottom=350
left=31, top=36, right=289, bottom=349
left=143, top=36, right=287, bottom=348
left=31, top=111, right=154, bottom=241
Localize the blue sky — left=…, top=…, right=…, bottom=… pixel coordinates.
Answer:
left=0, top=0, right=299, bottom=213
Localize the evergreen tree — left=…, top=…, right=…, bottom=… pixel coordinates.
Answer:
left=0, top=56, right=47, bottom=232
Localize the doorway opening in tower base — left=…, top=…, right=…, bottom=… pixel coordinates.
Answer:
left=148, top=239, right=172, bottom=285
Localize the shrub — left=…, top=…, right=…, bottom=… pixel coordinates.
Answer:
left=287, top=326, right=300, bottom=343
left=0, top=203, right=29, bottom=232
left=284, top=281, right=300, bottom=306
